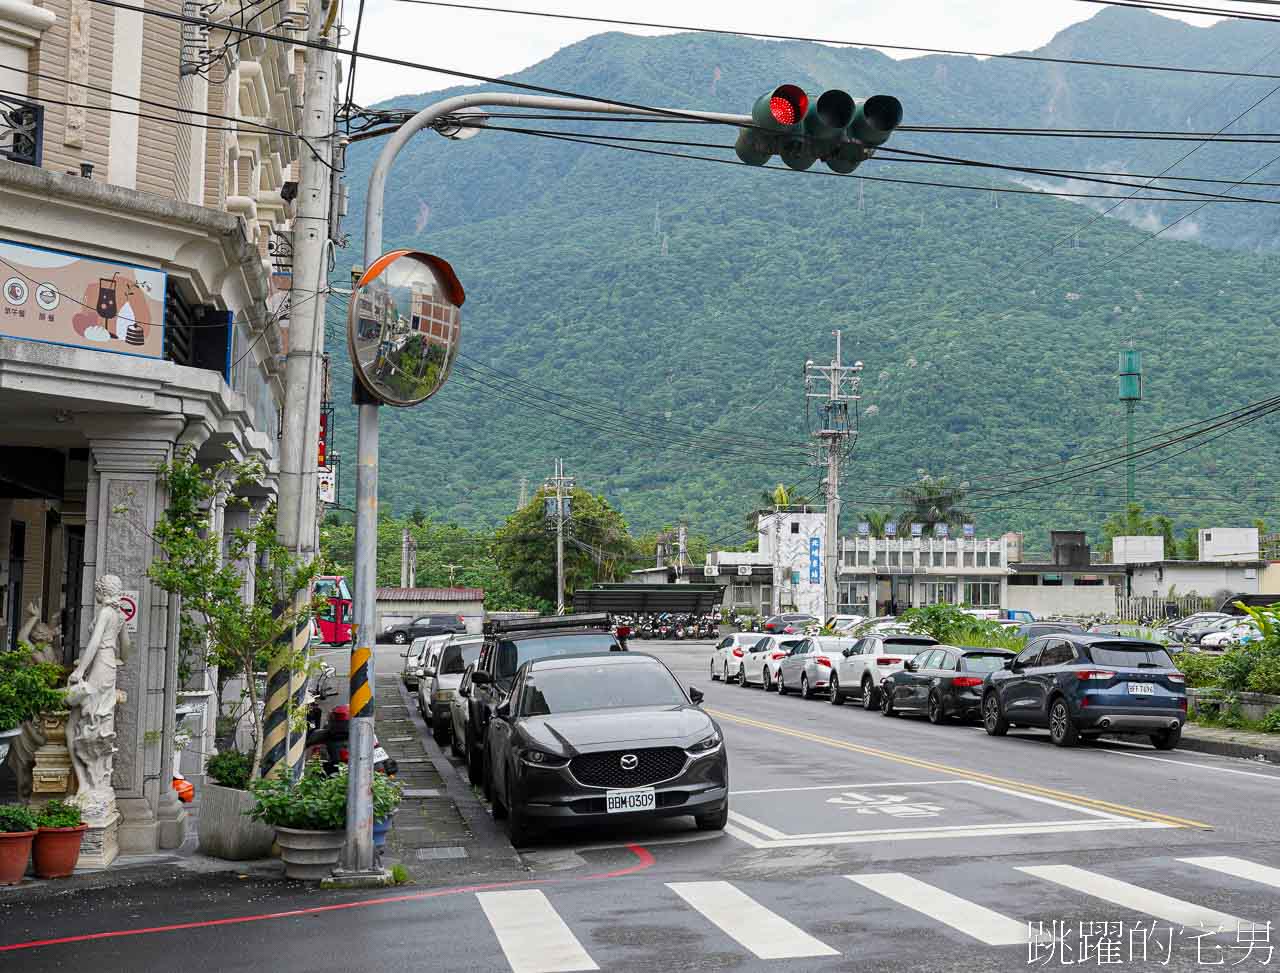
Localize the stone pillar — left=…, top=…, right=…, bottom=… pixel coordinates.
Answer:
left=77, top=415, right=188, bottom=856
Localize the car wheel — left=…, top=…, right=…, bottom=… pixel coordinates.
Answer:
left=777, top=672, right=788, bottom=696
left=723, top=661, right=733, bottom=683
left=450, top=726, right=465, bottom=759
left=1151, top=726, right=1182, bottom=751
left=927, top=692, right=945, bottom=725
left=762, top=668, right=772, bottom=692
left=829, top=674, right=844, bottom=706
left=392, top=632, right=407, bottom=645
left=801, top=674, right=813, bottom=700
left=433, top=720, right=449, bottom=747
left=861, top=676, right=878, bottom=710
left=1049, top=698, right=1079, bottom=747
left=710, top=659, right=719, bottom=681
left=983, top=692, right=1009, bottom=736
left=738, top=664, right=749, bottom=687
left=695, top=803, right=729, bottom=831
left=880, top=687, right=896, bottom=717
left=467, top=731, right=483, bottom=785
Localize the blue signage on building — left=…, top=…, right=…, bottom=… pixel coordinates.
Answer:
left=809, top=537, right=821, bottom=584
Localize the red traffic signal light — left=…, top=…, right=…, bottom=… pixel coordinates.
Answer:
left=766, top=84, right=808, bottom=126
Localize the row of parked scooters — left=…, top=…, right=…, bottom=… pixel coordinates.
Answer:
left=615, top=613, right=720, bottom=640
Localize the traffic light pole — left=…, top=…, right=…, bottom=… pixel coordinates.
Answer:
left=350, top=91, right=752, bottom=876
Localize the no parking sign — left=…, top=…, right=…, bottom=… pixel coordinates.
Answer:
left=120, top=590, right=139, bottom=633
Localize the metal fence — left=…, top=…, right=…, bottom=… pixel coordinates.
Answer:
left=1114, top=594, right=1214, bottom=621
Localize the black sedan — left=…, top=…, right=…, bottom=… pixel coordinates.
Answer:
left=483, top=653, right=728, bottom=845
left=880, top=645, right=1013, bottom=723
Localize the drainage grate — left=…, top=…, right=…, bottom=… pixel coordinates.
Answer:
left=416, top=846, right=468, bottom=861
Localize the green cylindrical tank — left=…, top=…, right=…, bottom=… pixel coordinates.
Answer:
left=1118, top=349, right=1142, bottom=401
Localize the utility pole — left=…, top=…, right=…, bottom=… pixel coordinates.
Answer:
left=518, top=476, right=528, bottom=509
left=544, top=459, right=574, bottom=613
left=676, top=524, right=688, bottom=578
left=805, top=331, right=863, bottom=620
left=444, top=563, right=460, bottom=587
left=263, top=0, right=337, bottom=781
left=772, top=511, right=782, bottom=615
left=399, top=528, right=417, bottom=587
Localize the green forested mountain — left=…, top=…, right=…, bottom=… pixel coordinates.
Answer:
left=325, top=8, right=1280, bottom=551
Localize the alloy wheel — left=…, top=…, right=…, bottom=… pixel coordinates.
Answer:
left=801, top=674, right=811, bottom=699
left=830, top=674, right=842, bottom=705
left=861, top=678, right=876, bottom=710
left=928, top=693, right=943, bottom=725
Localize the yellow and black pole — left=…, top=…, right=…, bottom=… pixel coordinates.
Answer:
left=262, top=599, right=311, bottom=779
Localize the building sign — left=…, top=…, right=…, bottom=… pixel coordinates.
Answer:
left=857, top=521, right=870, bottom=536
left=962, top=523, right=976, bottom=538
left=318, top=466, right=336, bottom=504
left=318, top=410, right=329, bottom=466
left=911, top=522, right=923, bottom=537
left=0, top=239, right=166, bottom=358
left=885, top=521, right=898, bottom=538
left=120, top=590, right=140, bottom=633
left=809, top=537, right=821, bottom=584
left=936, top=523, right=949, bottom=538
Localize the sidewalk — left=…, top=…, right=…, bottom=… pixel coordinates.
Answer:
left=1177, top=722, right=1280, bottom=763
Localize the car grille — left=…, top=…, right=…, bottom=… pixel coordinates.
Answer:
left=569, top=747, right=687, bottom=788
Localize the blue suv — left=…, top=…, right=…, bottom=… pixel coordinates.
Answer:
left=982, top=634, right=1186, bottom=749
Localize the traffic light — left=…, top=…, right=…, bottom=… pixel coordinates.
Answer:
left=735, top=86, right=902, bottom=174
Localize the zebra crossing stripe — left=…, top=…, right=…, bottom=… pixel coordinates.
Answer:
left=848, top=873, right=1045, bottom=946
left=666, top=881, right=839, bottom=959
left=1180, top=856, right=1280, bottom=890
left=476, top=890, right=598, bottom=973
left=1018, top=864, right=1252, bottom=930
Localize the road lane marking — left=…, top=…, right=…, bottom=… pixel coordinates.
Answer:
left=1098, top=747, right=1280, bottom=780
left=728, top=819, right=1170, bottom=848
left=727, top=811, right=788, bottom=840
left=732, top=780, right=958, bottom=795
left=477, top=890, right=598, bottom=973
left=666, top=881, right=839, bottom=959
left=848, top=873, right=1045, bottom=946
left=707, top=708, right=1210, bottom=829
left=1017, top=865, right=1251, bottom=930
left=1180, top=856, right=1280, bottom=889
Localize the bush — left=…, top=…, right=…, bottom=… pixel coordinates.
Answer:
left=248, top=762, right=402, bottom=831
left=1217, top=647, right=1262, bottom=693
left=1171, top=651, right=1222, bottom=689
left=206, top=750, right=254, bottom=791
left=36, top=799, right=82, bottom=829
left=1246, top=654, right=1280, bottom=696
left=1261, top=709, right=1280, bottom=734
left=0, top=804, right=37, bottom=833
left=900, top=604, right=1024, bottom=651
left=0, top=649, right=65, bottom=731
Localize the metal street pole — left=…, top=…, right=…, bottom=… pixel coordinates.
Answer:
left=263, top=0, right=335, bottom=780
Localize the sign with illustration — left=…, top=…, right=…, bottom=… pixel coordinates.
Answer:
left=0, top=239, right=166, bottom=358
left=120, top=590, right=139, bottom=634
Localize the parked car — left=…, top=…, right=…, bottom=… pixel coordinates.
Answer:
left=710, top=632, right=768, bottom=684
left=449, top=663, right=475, bottom=760
left=1200, top=621, right=1260, bottom=650
left=411, top=636, right=451, bottom=713
left=1182, top=615, right=1242, bottom=648
left=777, top=635, right=859, bottom=699
left=852, top=616, right=915, bottom=637
left=879, top=646, right=1014, bottom=723
left=824, top=614, right=866, bottom=633
left=419, top=635, right=483, bottom=743
left=483, top=651, right=727, bottom=844
left=831, top=633, right=940, bottom=708
left=466, top=613, right=624, bottom=786
left=743, top=634, right=806, bottom=689
left=1164, top=612, right=1229, bottom=644
left=763, top=613, right=818, bottom=635
left=982, top=634, right=1186, bottom=749
left=1014, top=621, right=1086, bottom=640
left=400, top=635, right=433, bottom=690
left=383, top=613, right=467, bottom=645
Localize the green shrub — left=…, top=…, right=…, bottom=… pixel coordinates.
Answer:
left=1171, top=652, right=1222, bottom=689
left=0, top=804, right=37, bottom=833
left=206, top=750, right=254, bottom=791
left=900, top=604, right=1024, bottom=651
left=1260, top=709, right=1280, bottom=734
left=1215, top=648, right=1259, bottom=693
left=36, top=799, right=82, bottom=829
left=248, top=762, right=402, bottom=830
left=1246, top=654, right=1280, bottom=696
left=0, top=649, right=65, bottom=731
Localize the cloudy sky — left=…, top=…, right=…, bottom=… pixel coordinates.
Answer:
left=342, top=0, right=1244, bottom=105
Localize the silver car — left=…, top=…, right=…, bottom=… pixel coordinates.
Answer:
left=413, top=635, right=451, bottom=717
left=449, top=663, right=475, bottom=759
left=777, top=636, right=857, bottom=699
left=422, top=635, right=483, bottom=746
left=745, top=635, right=806, bottom=690
left=400, top=635, right=432, bottom=689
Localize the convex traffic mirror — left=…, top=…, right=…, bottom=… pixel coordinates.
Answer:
left=348, top=249, right=464, bottom=407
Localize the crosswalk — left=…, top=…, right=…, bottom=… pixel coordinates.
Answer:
left=471, top=855, right=1280, bottom=972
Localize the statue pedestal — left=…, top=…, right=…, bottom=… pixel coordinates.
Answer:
left=31, top=711, right=76, bottom=801
left=78, top=811, right=120, bottom=868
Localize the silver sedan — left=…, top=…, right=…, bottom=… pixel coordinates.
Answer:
left=776, top=636, right=858, bottom=699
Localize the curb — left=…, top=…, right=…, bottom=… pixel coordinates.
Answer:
left=1176, top=734, right=1280, bottom=764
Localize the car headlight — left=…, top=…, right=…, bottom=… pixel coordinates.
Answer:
left=432, top=689, right=455, bottom=702
left=519, top=748, right=569, bottom=768
left=687, top=731, right=722, bottom=755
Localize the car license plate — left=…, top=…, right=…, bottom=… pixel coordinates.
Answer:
left=606, top=787, right=656, bottom=813
left=1127, top=682, right=1155, bottom=696
left=372, top=746, right=390, bottom=762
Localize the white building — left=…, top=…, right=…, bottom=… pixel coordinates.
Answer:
left=839, top=532, right=1015, bottom=617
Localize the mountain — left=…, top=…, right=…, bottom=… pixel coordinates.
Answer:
left=324, top=9, right=1280, bottom=550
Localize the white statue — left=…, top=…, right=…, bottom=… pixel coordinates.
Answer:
left=65, top=574, right=129, bottom=823
left=17, top=599, right=61, bottom=665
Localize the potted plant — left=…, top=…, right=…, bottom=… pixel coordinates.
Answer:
left=371, top=773, right=403, bottom=853
left=0, top=649, right=65, bottom=762
left=198, top=749, right=276, bottom=861
left=31, top=799, right=87, bottom=879
left=0, top=804, right=38, bottom=885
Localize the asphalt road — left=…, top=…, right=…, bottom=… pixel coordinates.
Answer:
left=7, top=640, right=1280, bottom=972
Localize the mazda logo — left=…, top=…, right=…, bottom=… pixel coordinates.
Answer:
left=619, top=754, right=638, bottom=771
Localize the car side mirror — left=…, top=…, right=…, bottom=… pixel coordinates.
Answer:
left=904, top=660, right=917, bottom=672
left=495, top=699, right=511, bottom=720
left=458, top=683, right=471, bottom=698
left=470, top=670, right=492, bottom=685
left=842, top=648, right=854, bottom=657
left=1004, top=659, right=1016, bottom=670
left=400, top=650, right=410, bottom=657
left=688, top=687, right=704, bottom=706
left=424, top=668, right=436, bottom=678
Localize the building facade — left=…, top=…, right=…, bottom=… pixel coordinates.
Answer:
left=838, top=533, right=1015, bottom=617
left=0, top=0, right=315, bottom=861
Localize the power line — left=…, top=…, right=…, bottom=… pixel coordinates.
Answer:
left=1070, top=0, right=1280, bottom=24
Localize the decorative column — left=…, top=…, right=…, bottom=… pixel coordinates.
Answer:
left=77, top=414, right=188, bottom=859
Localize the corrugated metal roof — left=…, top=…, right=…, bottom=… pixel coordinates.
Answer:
left=375, top=587, right=485, bottom=601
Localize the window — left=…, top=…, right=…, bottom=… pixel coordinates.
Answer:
left=519, top=662, right=685, bottom=715
left=989, top=552, right=1001, bottom=566
left=857, top=549, right=871, bottom=566
left=921, top=579, right=957, bottom=605
left=919, top=649, right=945, bottom=669
left=1038, top=640, right=1076, bottom=667
left=932, top=550, right=944, bottom=567
left=790, top=522, right=800, bottom=534
left=439, top=641, right=482, bottom=674
left=732, top=583, right=752, bottom=605
left=1042, top=574, right=1063, bottom=587
left=1087, top=642, right=1175, bottom=668
left=945, top=551, right=957, bottom=567
left=874, top=548, right=887, bottom=566
left=1014, top=642, right=1044, bottom=668
left=902, top=552, right=914, bottom=567
left=976, top=551, right=988, bottom=567
left=888, top=551, right=899, bottom=567
left=844, top=549, right=856, bottom=567
left=964, top=580, right=1001, bottom=607
left=963, top=551, right=975, bottom=567
left=936, top=651, right=958, bottom=671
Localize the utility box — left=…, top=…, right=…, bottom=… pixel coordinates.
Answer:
left=1113, top=535, right=1164, bottom=564
left=1199, top=528, right=1259, bottom=562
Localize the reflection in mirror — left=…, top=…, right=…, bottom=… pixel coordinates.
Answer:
left=348, top=249, right=464, bottom=407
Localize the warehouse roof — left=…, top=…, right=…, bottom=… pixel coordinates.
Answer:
left=375, top=586, right=485, bottom=602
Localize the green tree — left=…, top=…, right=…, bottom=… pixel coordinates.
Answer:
left=859, top=511, right=891, bottom=539
left=895, top=475, right=971, bottom=535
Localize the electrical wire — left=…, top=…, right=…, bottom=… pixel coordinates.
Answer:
left=1070, top=0, right=1280, bottom=24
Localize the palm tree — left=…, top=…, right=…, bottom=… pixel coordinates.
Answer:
left=859, top=511, right=891, bottom=539
left=895, top=475, right=971, bottom=535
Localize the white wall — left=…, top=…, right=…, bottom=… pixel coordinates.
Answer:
left=1128, top=564, right=1259, bottom=600
left=1113, top=536, right=1164, bottom=564
left=1199, top=528, right=1259, bottom=561
left=1006, top=585, right=1117, bottom=618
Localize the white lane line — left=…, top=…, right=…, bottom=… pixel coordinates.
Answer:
left=848, top=873, right=1045, bottom=946
left=476, top=890, right=598, bottom=973
left=727, top=811, right=788, bottom=840
left=666, top=881, right=839, bottom=959
left=754, top=819, right=1171, bottom=848
left=1099, top=747, right=1280, bottom=781
left=1018, top=865, right=1252, bottom=931
left=1181, top=856, right=1280, bottom=889
left=732, top=780, right=959, bottom=795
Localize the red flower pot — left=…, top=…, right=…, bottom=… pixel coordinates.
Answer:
left=0, top=831, right=36, bottom=886
left=32, top=824, right=87, bottom=879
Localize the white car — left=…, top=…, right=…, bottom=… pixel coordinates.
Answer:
left=743, top=634, right=806, bottom=690
left=825, top=614, right=866, bottom=634
left=776, top=635, right=859, bottom=698
left=831, top=633, right=939, bottom=709
left=1200, top=622, right=1260, bottom=650
left=711, top=632, right=767, bottom=683
left=412, top=634, right=452, bottom=717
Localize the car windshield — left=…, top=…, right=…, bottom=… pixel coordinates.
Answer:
left=439, top=640, right=482, bottom=674
left=777, top=639, right=804, bottom=652
left=962, top=654, right=1010, bottom=673
left=1087, top=642, right=1175, bottom=668
left=519, top=663, right=685, bottom=715
left=496, top=633, right=618, bottom=679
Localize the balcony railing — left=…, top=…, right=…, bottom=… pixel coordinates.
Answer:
left=0, top=96, right=43, bottom=166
